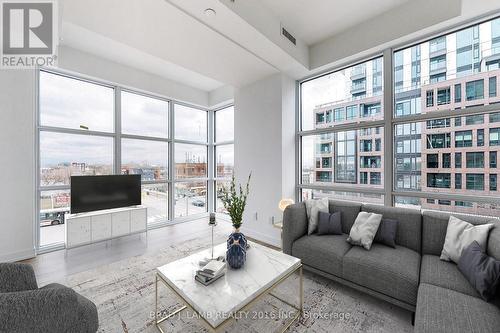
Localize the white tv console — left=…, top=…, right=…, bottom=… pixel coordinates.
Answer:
left=65, top=206, right=147, bottom=249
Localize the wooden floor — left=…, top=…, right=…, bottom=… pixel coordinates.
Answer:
left=23, top=218, right=233, bottom=286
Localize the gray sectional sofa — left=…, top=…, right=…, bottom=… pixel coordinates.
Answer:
left=283, top=200, right=500, bottom=332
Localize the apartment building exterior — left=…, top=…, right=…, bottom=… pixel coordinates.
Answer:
left=312, top=57, right=384, bottom=192
left=418, top=68, right=500, bottom=215
left=394, top=18, right=500, bottom=215
left=311, top=18, right=500, bottom=215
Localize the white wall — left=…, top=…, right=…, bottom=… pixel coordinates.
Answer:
left=281, top=75, right=296, bottom=201
left=57, top=46, right=211, bottom=107
left=209, top=85, right=235, bottom=109
left=309, top=0, right=500, bottom=73
left=310, top=0, right=462, bottom=71
left=0, top=70, right=36, bottom=262
left=234, top=73, right=295, bottom=247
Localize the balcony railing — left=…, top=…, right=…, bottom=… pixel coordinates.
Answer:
left=351, top=82, right=367, bottom=94
left=313, top=90, right=383, bottom=110
left=350, top=67, right=366, bottom=80
left=429, top=62, right=447, bottom=75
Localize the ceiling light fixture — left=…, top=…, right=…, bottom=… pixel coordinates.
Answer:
left=204, top=8, right=216, bottom=17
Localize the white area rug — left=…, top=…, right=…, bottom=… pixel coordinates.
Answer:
left=59, top=232, right=412, bottom=332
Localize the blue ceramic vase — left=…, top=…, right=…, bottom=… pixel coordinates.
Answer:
left=226, top=230, right=247, bottom=269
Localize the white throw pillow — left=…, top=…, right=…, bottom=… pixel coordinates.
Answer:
left=347, top=212, right=383, bottom=250
left=304, top=198, right=329, bottom=235
left=440, top=216, right=494, bottom=263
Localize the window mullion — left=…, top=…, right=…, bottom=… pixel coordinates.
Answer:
left=168, top=101, right=175, bottom=221
left=383, top=48, right=394, bottom=207
left=208, top=110, right=215, bottom=214
left=115, top=86, right=122, bottom=176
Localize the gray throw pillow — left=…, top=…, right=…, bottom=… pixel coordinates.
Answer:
left=347, top=212, right=382, bottom=250
left=458, top=241, right=500, bottom=302
left=440, top=216, right=494, bottom=263
left=317, top=211, right=342, bottom=235
left=374, top=218, right=398, bottom=248
left=304, top=198, right=329, bottom=235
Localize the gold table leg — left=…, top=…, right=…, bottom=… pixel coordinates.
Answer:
left=268, top=265, right=303, bottom=333
left=155, top=273, right=188, bottom=333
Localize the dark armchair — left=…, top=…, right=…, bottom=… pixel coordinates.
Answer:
left=0, top=263, right=98, bottom=333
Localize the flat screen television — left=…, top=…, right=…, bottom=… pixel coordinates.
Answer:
left=70, top=175, right=141, bottom=214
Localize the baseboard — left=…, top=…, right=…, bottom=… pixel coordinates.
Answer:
left=0, top=248, right=36, bottom=263
left=241, top=228, right=281, bottom=248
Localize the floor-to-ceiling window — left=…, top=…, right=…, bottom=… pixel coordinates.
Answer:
left=121, top=91, right=170, bottom=225
left=38, top=71, right=115, bottom=248
left=214, top=106, right=235, bottom=214
left=300, top=57, right=385, bottom=204
left=174, top=104, right=208, bottom=218
left=38, top=69, right=228, bottom=250
left=392, top=16, right=500, bottom=216
left=298, top=16, right=500, bottom=217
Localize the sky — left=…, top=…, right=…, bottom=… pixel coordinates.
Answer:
left=301, top=66, right=352, bottom=131
left=122, top=91, right=169, bottom=138
left=40, top=73, right=234, bottom=168
left=40, top=71, right=114, bottom=132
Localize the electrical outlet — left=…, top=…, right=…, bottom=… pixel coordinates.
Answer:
left=270, top=216, right=275, bottom=225
left=254, top=212, right=258, bottom=220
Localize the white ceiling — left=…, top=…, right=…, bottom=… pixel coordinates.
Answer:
left=58, top=0, right=434, bottom=93
left=59, top=0, right=278, bottom=91
left=60, top=22, right=224, bottom=92
left=167, top=0, right=310, bottom=79
left=257, top=0, right=411, bottom=45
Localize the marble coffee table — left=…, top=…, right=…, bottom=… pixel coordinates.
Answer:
left=155, top=241, right=303, bottom=333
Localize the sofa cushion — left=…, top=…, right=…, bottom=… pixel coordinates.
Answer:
left=415, top=283, right=500, bottom=333
left=342, top=243, right=420, bottom=305
left=304, top=198, right=329, bottom=235
left=440, top=216, right=494, bottom=263
left=346, top=212, right=382, bottom=250
left=420, top=255, right=479, bottom=298
left=374, top=218, right=398, bottom=248
left=422, top=210, right=498, bottom=257
left=292, top=234, right=351, bottom=277
left=487, top=223, right=500, bottom=260
left=362, top=204, right=422, bottom=253
left=458, top=241, right=500, bottom=302
left=328, top=200, right=362, bottom=234
left=317, top=211, right=342, bottom=235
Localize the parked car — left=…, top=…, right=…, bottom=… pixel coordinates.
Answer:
left=40, top=209, right=69, bottom=227
left=191, top=199, right=205, bottom=207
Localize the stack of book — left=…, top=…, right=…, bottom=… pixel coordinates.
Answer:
left=195, top=259, right=226, bottom=286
